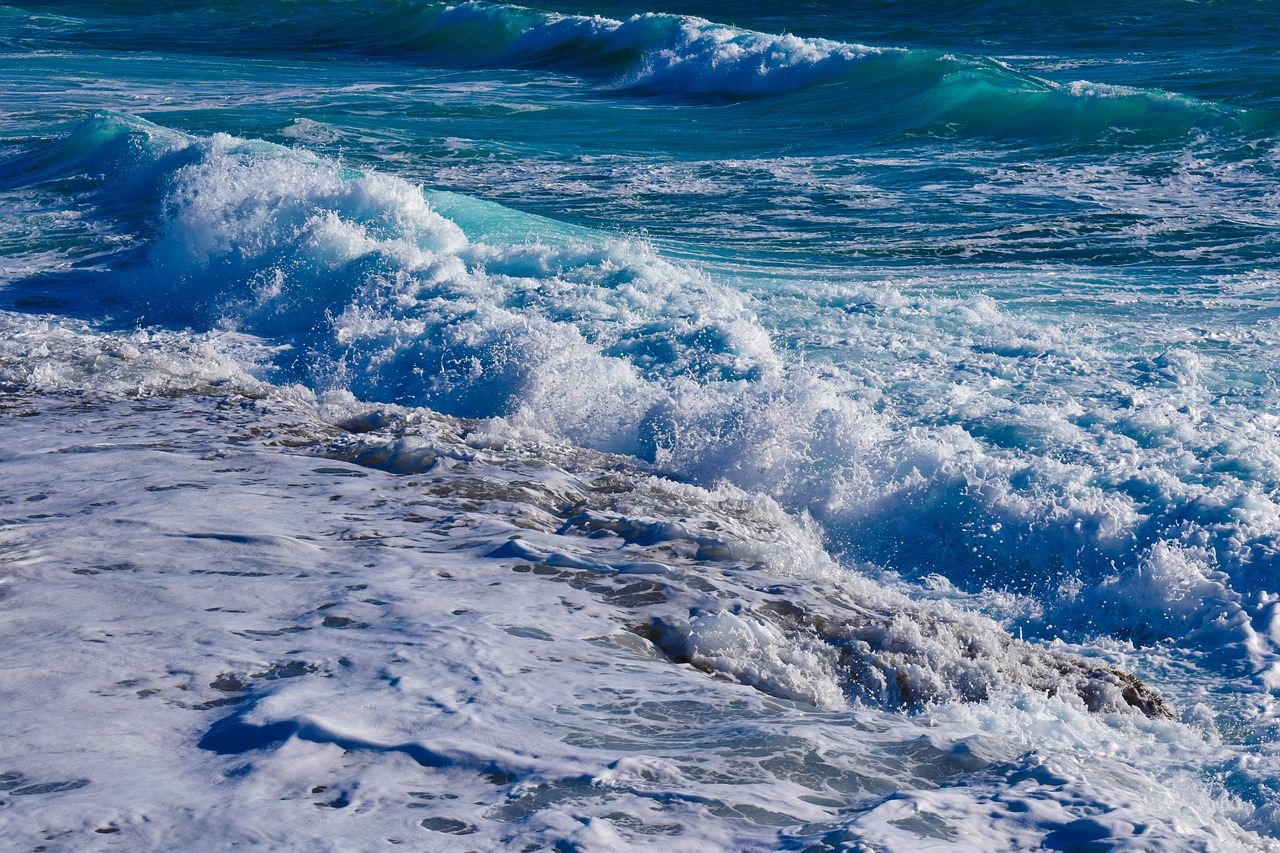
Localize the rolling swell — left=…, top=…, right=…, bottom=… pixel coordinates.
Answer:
left=17, top=0, right=1273, bottom=140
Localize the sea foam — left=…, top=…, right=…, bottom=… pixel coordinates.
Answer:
left=22, top=112, right=1280, bottom=687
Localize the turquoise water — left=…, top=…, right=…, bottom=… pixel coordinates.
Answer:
left=3, top=2, right=1280, bottom=849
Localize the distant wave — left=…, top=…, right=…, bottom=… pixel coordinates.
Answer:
left=7, top=111, right=1277, bottom=676
left=21, top=0, right=1271, bottom=139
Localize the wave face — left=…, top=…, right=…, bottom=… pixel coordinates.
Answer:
left=4, top=0, right=1280, bottom=849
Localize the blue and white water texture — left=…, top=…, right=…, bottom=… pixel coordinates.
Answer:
left=2, top=2, right=1280, bottom=850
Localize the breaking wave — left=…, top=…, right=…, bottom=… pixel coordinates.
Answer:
left=24, top=0, right=1273, bottom=139
left=7, top=111, right=1280, bottom=693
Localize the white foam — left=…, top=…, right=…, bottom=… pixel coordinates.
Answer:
left=0, top=389, right=1269, bottom=850
left=431, top=1, right=892, bottom=97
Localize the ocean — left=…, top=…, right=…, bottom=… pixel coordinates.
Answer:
left=2, top=1, right=1279, bottom=849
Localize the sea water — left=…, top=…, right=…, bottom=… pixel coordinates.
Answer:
left=1, top=1, right=1279, bottom=850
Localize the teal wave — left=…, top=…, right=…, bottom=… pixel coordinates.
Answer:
left=10, top=0, right=1273, bottom=141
